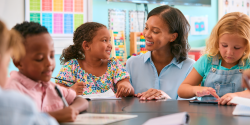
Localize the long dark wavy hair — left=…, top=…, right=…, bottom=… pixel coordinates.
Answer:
left=148, top=5, right=190, bottom=63
left=60, top=22, right=106, bottom=64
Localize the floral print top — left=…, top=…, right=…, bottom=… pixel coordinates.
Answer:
left=55, top=57, right=130, bottom=95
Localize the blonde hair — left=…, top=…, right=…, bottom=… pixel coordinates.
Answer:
left=0, top=20, right=25, bottom=61
left=204, top=12, right=250, bottom=65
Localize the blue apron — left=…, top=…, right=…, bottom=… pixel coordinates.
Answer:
left=203, top=55, right=245, bottom=99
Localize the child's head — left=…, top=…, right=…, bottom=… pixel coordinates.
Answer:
left=144, top=5, right=190, bottom=63
left=60, top=22, right=110, bottom=64
left=13, top=21, right=55, bottom=82
left=0, top=20, right=24, bottom=87
left=205, top=12, right=250, bottom=65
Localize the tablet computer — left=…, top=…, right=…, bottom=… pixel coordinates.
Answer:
left=189, top=97, right=218, bottom=104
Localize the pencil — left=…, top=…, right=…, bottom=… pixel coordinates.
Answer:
left=52, top=77, right=75, bottom=83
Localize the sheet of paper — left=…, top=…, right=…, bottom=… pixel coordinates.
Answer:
left=143, top=112, right=189, bottom=125
left=233, top=104, right=250, bottom=116
left=61, top=113, right=137, bottom=125
left=79, top=89, right=121, bottom=100
left=230, top=97, right=250, bottom=107
left=231, top=97, right=250, bottom=116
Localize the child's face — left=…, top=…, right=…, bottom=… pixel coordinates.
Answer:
left=88, top=27, right=112, bottom=59
left=219, top=33, right=247, bottom=66
left=143, top=15, right=174, bottom=51
left=0, top=51, right=11, bottom=87
left=17, top=33, right=55, bottom=82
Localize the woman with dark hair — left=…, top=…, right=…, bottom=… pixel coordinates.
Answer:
left=126, top=5, right=195, bottom=100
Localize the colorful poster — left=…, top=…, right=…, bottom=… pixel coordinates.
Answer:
left=64, top=14, right=73, bottom=34
left=190, top=16, right=208, bottom=35
left=219, top=0, right=250, bottom=19
left=42, top=0, right=52, bottom=11
left=64, top=0, right=73, bottom=12
left=75, top=0, right=83, bottom=12
left=53, top=0, right=63, bottom=12
left=25, top=0, right=86, bottom=38
left=30, top=0, right=40, bottom=11
left=109, top=10, right=126, bottom=32
left=42, top=13, right=52, bottom=33
left=54, top=13, right=63, bottom=34
left=30, top=13, right=40, bottom=23
left=74, top=14, right=84, bottom=30
left=129, top=11, right=145, bottom=32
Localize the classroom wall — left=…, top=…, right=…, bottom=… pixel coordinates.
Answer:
left=92, top=0, right=218, bottom=49
left=1, top=0, right=218, bottom=80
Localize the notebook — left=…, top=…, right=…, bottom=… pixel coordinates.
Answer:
left=79, top=89, right=121, bottom=100
left=143, top=112, right=189, bottom=125
left=61, top=113, right=137, bottom=125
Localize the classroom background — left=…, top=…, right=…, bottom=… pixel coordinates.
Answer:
left=0, top=0, right=232, bottom=80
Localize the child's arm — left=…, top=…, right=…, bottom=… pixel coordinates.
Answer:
left=48, top=106, right=79, bottom=123
left=69, top=97, right=89, bottom=112
left=47, top=94, right=88, bottom=122
left=218, top=90, right=250, bottom=105
left=56, top=82, right=86, bottom=95
left=116, top=78, right=135, bottom=97
left=177, top=68, right=219, bottom=98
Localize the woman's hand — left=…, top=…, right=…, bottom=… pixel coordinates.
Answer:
left=193, top=86, right=220, bottom=99
left=116, top=79, right=135, bottom=97
left=71, top=82, right=86, bottom=95
left=135, top=88, right=171, bottom=100
left=218, top=93, right=238, bottom=105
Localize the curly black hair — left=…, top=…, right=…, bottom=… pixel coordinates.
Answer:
left=60, top=22, right=106, bottom=64
left=148, top=5, right=190, bottom=63
left=12, top=21, right=48, bottom=38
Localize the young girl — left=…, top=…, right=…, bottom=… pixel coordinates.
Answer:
left=5, top=21, right=88, bottom=122
left=0, top=20, right=58, bottom=125
left=178, top=12, right=250, bottom=105
left=126, top=5, right=195, bottom=100
left=56, top=22, right=134, bottom=97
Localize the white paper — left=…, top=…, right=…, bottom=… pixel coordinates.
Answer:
left=230, top=97, right=250, bottom=107
left=61, top=113, right=137, bottom=125
left=79, top=89, right=121, bottom=100
left=231, top=97, right=250, bottom=116
left=143, top=112, right=189, bottom=125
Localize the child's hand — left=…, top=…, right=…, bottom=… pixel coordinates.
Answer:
left=135, top=88, right=171, bottom=100
left=48, top=106, right=79, bottom=123
left=218, top=93, right=238, bottom=105
left=116, top=79, right=135, bottom=97
left=194, top=86, right=220, bottom=99
left=71, top=82, right=86, bottom=95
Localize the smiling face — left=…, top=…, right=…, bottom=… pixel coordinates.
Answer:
left=87, top=27, right=112, bottom=59
left=143, top=15, right=176, bottom=52
left=219, top=33, right=247, bottom=68
left=16, top=33, right=55, bottom=82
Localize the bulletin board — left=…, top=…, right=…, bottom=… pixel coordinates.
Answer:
left=108, top=9, right=126, bottom=34
left=129, top=10, right=145, bottom=32
left=218, top=0, right=250, bottom=19
left=25, top=0, right=89, bottom=38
